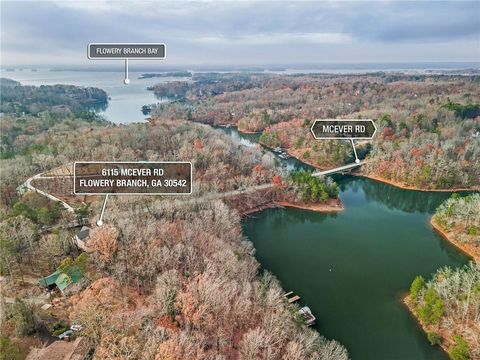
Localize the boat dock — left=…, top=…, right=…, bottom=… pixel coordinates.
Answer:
left=285, top=291, right=301, bottom=304
left=284, top=291, right=316, bottom=326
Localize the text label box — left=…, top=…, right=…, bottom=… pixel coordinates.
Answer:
left=88, top=43, right=166, bottom=59
left=74, top=161, right=191, bottom=195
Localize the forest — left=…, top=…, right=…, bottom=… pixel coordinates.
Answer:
left=0, top=78, right=109, bottom=159
left=0, top=78, right=108, bottom=115
left=432, top=193, right=480, bottom=261
left=286, top=170, right=339, bottom=203
left=409, top=262, right=479, bottom=360
left=0, top=82, right=348, bottom=359
left=150, top=73, right=480, bottom=190
left=2, top=74, right=478, bottom=359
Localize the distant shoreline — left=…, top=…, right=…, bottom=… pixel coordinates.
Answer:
left=2, top=62, right=479, bottom=76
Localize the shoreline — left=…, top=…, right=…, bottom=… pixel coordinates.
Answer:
left=262, top=141, right=478, bottom=193
left=259, top=143, right=334, bottom=170
left=219, top=125, right=478, bottom=192
left=283, top=146, right=478, bottom=192
left=286, top=148, right=336, bottom=170
left=403, top=295, right=452, bottom=356
left=286, top=147, right=479, bottom=192
left=276, top=198, right=344, bottom=212
left=239, top=197, right=344, bottom=217
left=430, top=218, right=478, bottom=263
left=354, top=173, right=480, bottom=193
left=237, top=127, right=262, bottom=134
left=213, top=123, right=262, bottom=135
left=240, top=203, right=279, bottom=217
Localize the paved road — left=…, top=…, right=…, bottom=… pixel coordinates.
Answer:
left=0, top=276, right=49, bottom=311
left=22, top=170, right=75, bottom=212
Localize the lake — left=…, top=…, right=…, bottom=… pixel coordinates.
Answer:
left=0, top=69, right=188, bottom=123
left=220, top=126, right=469, bottom=359
left=220, top=126, right=468, bottom=360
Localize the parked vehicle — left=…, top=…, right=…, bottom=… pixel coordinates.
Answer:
left=58, top=329, right=73, bottom=340
left=70, top=323, right=83, bottom=332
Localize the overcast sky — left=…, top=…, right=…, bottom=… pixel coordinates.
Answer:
left=1, top=1, right=479, bottom=67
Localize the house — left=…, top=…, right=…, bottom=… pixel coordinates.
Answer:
left=38, top=266, right=83, bottom=295
left=26, top=337, right=89, bottom=360
left=73, top=226, right=91, bottom=252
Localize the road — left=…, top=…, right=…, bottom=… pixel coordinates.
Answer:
left=21, top=170, right=75, bottom=212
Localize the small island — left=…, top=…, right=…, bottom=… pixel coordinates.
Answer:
left=139, top=71, right=192, bottom=79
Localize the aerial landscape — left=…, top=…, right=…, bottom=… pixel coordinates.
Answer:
left=0, top=1, right=479, bottom=360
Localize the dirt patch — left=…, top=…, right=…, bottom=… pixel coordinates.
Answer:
left=276, top=198, right=344, bottom=212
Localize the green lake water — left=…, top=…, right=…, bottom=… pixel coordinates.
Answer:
left=243, top=176, right=470, bottom=359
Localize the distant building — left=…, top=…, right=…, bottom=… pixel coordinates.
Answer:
left=73, top=226, right=92, bottom=252
left=26, top=337, right=89, bottom=360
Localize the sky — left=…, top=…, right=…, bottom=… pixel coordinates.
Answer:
left=1, top=0, right=479, bottom=67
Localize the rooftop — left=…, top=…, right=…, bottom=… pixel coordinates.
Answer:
left=26, top=337, right=89, bottom=360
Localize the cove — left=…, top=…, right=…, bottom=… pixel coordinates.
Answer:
left=217, top=128, right=472, bottom=359
left=242, top=176, right=470, bottom=360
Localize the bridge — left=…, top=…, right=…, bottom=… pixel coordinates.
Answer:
left=312, top=161, right=364, bottom=177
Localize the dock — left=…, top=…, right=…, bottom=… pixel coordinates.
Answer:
left=285, top=291, right=316, bottom=326
left=284, top=291, right=301, bottom=304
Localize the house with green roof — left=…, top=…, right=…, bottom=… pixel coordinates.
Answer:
left=38, top=266, right=83, bottom=294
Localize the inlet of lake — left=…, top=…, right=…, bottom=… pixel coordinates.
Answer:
left=3, top=69, right=471, bottom=359
left=1, top=68, right=178, bottom=123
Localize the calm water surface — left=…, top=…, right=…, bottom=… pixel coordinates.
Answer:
left=243, top=176, right=469, bottom=360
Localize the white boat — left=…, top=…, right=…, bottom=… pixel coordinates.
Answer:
left=298, top=306, right=316, bottom=326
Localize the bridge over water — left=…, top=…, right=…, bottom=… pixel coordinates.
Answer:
left=312, top=161, right=364, bottom=177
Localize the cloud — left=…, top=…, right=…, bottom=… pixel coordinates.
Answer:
left=1, top=1, right=479, bottom=65
left=344, top=1, right=480, bottom=43
left=193, top=33, right=352, bottom=45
